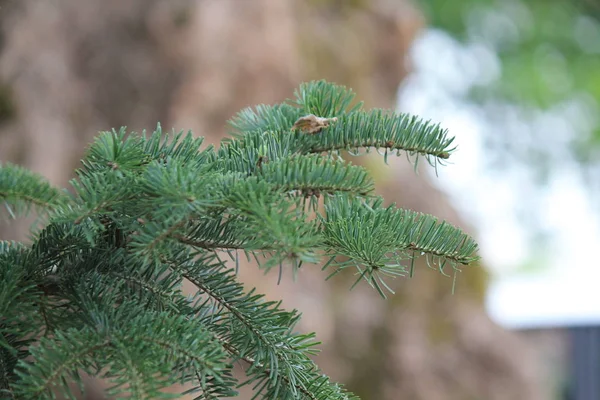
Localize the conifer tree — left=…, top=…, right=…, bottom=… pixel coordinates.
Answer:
left=0, top=81, right=479, bottom=399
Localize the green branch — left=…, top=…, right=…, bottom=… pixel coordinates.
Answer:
left=3, top=79, right=479, bottom=399
left=177, top=254, right=356, bottom=400
left=0, top=163, right=68, bottom=219
left=302, top=110, right=454, bottom=164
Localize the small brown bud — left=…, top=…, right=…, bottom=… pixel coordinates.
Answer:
left=292, top=114, right=338, bottom=134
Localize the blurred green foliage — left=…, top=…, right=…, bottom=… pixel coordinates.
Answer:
left=420, top=0, right=600, bottom=157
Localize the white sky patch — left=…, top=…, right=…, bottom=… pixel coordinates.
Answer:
left=398, top=28, right=600, bottom=328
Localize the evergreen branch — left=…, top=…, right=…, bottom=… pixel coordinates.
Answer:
left=0, top=163, right=68, bottom=219
left=29, top=222, right=94, bottom=274
left=227, top=80, right=362, bottom=135
left=220, top=179, right=321, bottom=267
left=48, top=173, right=137, bottom=238
left=128, top=217, right=189, bottom=264
left=0, top=246, right=42, bottom=395
left=2, top=79, right=479, bottom=399
left=103, top=266, right=186, bottom=314
left=290, top=80, right=363, bottom=117
left=13, top=278, right=234, bottom=400
left=130, top=209, right=241, bottom=262
left=71, top=262, right=235, bottom=399
left=129, top=160, right=230, bottom=260
left=228, top=104, right=303, bottom=136
left=219, top=340, right=318, bottom=400
left=79, top=127, right=147, bottom=177
left=105, top=313, right=235, bottom=400
left=178, top=254, right=356, bottom=400
left=176, top=213, right=251, bottom=251
left=216, top=130, right=303, bottom=176
left=110, top=341, right=152, bottom=399
left=320, top=196, right=479, bottom=296
left=140, top=124, right=212, bottom=168
left=79, top=124, right=212, bottom=178
left=12, top=329, right=109, bottom=399
left=220, top=338, right=357, bottom=400
left=175, top=234, right=245, bottom=250
left=82, top=272, right=237, bottom=399
left=0, top=241, right=26, bottom=254
left=258, top=154, right=374, bottom=196
left=321, top=196, right=479, bottom=265
left=139, top=159, right=221, bottom=212
left=302, top=110, right=455, bottom=165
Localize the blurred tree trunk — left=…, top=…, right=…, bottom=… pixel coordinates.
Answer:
left=0, top=0, right=547, bottom=399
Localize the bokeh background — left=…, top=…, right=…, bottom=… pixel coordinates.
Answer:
left=1, top=0, right=599, bottom=399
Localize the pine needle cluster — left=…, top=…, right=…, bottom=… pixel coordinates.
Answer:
left=0, top=81, right=479, bottom=399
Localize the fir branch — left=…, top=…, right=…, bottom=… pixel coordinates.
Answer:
left=28, top=222, right=94, bottom=274
left=105, top=313, right=235, bottom=400
left=0, top=163, right=68, bottom=219
left=12, top=282, right=234, bottom=400
left=301, top=109, right=455, bottom=165
left=0, top=245, right=42, bottom=395
left=228, top=104, right=303, bottom=136
left=175, top=234, right=245, bottom=250
left=12, top=329, right=109, bottom=399
left=228, top=80, right=362, bottom=136
left=59, top=172, right=136, bottom=226
left=320, top=196, right=479, bottom=296
left=79, top=124, right=212, bottom=178
left=220, top=179, right=321, bottom=268
left=140, top=124, right=212, bottom=168
left=128, top=217, right=189, bottom=265
left=79, top=126, right=147, bottom=177
left=173, top=212, right=254, bottom=252
left=219, top=340, right=317, bottom=400
left=290, top=80, right=363, bottom=118
left=1, top=79, right=480, bottom=399
left=215, top=130, right=303, bottom=176
left=178, top=254, right=357, bottom=400
left=137, top=160, right=224, bottom=221
left=258, top=154, right=374, bottom=197
left=103, top=266, right=186, bottom=314
left=132, top=177, right=312, bottom=262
